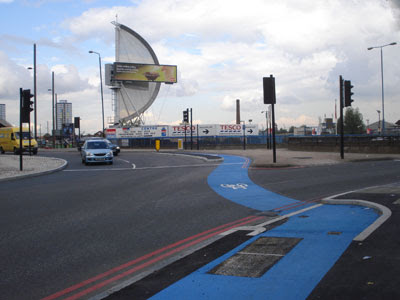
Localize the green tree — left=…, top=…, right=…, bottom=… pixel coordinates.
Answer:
left=343, top=107, right=365, bottom=134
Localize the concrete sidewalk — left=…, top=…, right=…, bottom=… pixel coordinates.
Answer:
left=186, top=148, right=400, bottom=167
left=0, top=155, right=67, bottom=182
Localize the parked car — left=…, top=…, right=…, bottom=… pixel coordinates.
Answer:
left=105, top=140, right=120, bottom=156
left=81, top=139, right=113, bottom=165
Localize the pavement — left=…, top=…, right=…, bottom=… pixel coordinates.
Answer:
left=0, top=153, right=67, bottom=182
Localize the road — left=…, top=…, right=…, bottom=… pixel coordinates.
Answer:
left=1, top=150, right=399, bottom=299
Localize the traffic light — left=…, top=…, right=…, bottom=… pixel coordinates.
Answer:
left=183, top=109, right=189, bottom=123
left=74, top=117, right=80, bottom=129
left=263, top=75, right=276, bottom=104
left=344, top=80, right=354, bottom=107
left=22, top=89, right=34, bottom=123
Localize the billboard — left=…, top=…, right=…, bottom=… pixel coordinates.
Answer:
left=113, top=63, right=177, bottom=84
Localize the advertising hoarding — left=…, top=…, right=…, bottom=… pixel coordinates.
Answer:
left=113, top=63, right=177, bottom=84
left=107, top=124, right=258, bottom=139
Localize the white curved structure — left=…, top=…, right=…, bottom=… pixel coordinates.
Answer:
left=110, top=22, right=161, bottom=126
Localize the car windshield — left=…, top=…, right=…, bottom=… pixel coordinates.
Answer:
left=15, top=132, right=33, bottom=139
left=86, top=141, right=108, bottom=149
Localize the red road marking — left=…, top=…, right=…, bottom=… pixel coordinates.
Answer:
left=62, top=215, right=264, bottom=300
left=41, top=215, right=261, bottom=300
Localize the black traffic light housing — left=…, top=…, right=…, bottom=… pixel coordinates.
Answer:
left=22, top=89, right=34, bottom=123
left=263, top=75, right=276, bottom=104
left=183, top=109, right=189, bottom=123
left=344, top=80, right=354, bottom=107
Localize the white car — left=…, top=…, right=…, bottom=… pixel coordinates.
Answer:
left=81, top=140, right=113, bottom=165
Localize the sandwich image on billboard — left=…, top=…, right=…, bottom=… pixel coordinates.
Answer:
left=113, top=62, right=177, bottom=83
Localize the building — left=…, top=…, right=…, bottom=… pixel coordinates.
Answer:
left=56, top=100, right=72, bottom=130
left=0, top=104, right=5, bottom=121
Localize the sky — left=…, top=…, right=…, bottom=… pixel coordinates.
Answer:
left=0, top=0, right=399, bottom=134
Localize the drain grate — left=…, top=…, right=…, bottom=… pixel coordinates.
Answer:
left=209, top=237, right=302, bottom=278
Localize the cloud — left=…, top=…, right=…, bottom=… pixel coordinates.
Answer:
left=2, top=0, right=400, bottom=132
left=0, top=51, right=32, bottom=98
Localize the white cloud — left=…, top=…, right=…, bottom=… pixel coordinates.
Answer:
left=2, top=0, right=400, bottom=133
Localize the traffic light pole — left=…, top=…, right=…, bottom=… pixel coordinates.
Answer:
left=19, top=88, right=23, bottom=171
left=271, top=103, right=276, bottom=163
left=339, top=75, right=344, bottom=159
left=190, top=108, right=193, bottom=150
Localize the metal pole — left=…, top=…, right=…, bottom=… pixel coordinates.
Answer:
left=271, top=103, right=276, bottom=163
left=89, top=51, right=105, bottom=137
left=19, top=88, right=23, bottom=171
left=99, top=55, right=105, bottom=137
left=380, top=48, right=385, bottom=135
left=190, top=108, right=193, bottom=150
left=197, top=124, right=200, bottom=150
left=340, top=75, right=344, bottom=159
left=52, top=72, right=55, bottom=148
left=265, top=111, right=268, bottom=148
left=242, top=121, right=246, bottom=150
left=33, top=44, right=37, bottom=140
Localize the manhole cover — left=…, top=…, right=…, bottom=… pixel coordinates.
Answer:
left=209, top=237, right=302, bottom=278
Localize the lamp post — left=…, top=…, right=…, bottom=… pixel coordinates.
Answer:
left=261, top=111, right=269, bottom=148
left=89, top=50, right=105, bottom=137
left=377, top=110, right=381, bottom=134
left=240, top=120, right=246, bottom=150
left=367, top=42, right=397, bottom=135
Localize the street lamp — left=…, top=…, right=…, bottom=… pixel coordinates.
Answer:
left=367, top=42, right=397, bottom=135
left=89, top=50, right=105, bottom=137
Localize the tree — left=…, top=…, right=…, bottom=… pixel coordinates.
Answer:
left=341, top=107, right=365, bottom=134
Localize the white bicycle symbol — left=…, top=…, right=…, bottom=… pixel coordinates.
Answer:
left=220, top=183, right=248, bottom=190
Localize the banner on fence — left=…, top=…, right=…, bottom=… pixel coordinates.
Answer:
left=107, top=124, right=258, bottom=139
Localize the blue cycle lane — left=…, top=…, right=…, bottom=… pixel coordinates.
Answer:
left=151, top=155, right=378, bottom=300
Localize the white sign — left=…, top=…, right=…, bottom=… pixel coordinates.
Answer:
left=245, top=124, right=259, bottom=136
left=142, top=125, right=168, bottom=138
left=169, top=125, right=196, bottom=137
left=217, top=124, right=243, bottom=136
left=117, top=127, right=143, bottom=138
left=198, top=124, right=216, bottom=137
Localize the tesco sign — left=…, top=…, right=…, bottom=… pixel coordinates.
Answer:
left=218, top=124, right=243, bottom=135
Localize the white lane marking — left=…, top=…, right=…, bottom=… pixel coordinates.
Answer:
left=220, top=204, right=323, bottom=236
left=117, top=158, right=131, bottom=164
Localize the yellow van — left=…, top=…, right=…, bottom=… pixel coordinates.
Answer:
left=0, top=127, right=38, bottom=155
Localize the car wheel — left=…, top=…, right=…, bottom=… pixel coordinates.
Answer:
left=33, top=149, right=38, bottom=155
left=13, top=147, right=18, bottom=155
left=0, top=146, right=4, bottom=154
left=114, top=152, right=118, bottom=156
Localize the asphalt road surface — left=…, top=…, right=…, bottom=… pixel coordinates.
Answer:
left=1, top=150, right=399, bottom=300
